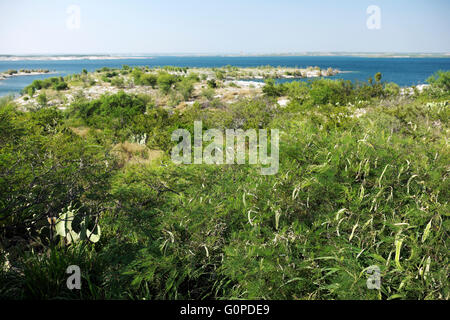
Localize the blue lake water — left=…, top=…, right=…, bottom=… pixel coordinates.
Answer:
left=1, top=56, right=449, bottom=97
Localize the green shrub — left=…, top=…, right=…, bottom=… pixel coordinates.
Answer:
left=207, top=79, right=217, bottom=89
left=176, top=78, right=195, bottom=101
left=262, top=79, right=285, bottom=97
left=37, top=93, right=47, bottom=107
left=54, top=81, right=69, bottom=91
left=111, top=77, right=125, bottom=88
left=157, top=73, right=177, bottom=94
left=384, top=82, right=400, bottom=96
left=201, top=87, right=215, bottom=100
left=427, top=70, right=450, bottom=91
left=140, top=74, right=157, bottom=88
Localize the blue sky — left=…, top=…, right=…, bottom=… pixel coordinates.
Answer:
left=0, top=0, right=449, bottom=54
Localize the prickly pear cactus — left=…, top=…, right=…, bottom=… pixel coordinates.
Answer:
left=80, top=218, right=101, bottom=243
left=55, top=205, right=101, bottom=244
left=55, top=206, right=80, bottom=244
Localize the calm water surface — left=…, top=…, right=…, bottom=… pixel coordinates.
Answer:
left=1, top=56, right=449, bottom=96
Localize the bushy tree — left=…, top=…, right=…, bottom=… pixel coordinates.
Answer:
left=132, top=67, right=143, bottom=85
left=0, top=102, right=114, bottom=239
left=207, top=79, right=217, bottom=89
left=53, top=81, right=69, bottom=91
left=262, top=79, right=284, bottom=97
left=384, top=82, right=400, bottom=96
left=37, top=93, right=47, bottom=107
left=157, top=73, right=177, bottom=94
left=427, top=70, right=450, bottom=91
left=140, top=74, right=157, bottom=88
left=176, top=78, right=195, bottom=101
left=375, top=72, right=382, bottom=83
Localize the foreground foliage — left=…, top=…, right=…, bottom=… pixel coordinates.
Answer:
left=0, top=70, right=449, bottom=300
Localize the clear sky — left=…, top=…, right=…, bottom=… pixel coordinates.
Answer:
left=0, top=0, right=449, bottom=55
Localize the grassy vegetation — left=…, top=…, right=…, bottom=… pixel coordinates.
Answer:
left=0, top=68, right=448, bottom=300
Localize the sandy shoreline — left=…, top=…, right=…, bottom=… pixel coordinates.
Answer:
left=0, top=70, right=55, bottom=80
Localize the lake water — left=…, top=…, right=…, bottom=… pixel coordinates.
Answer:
left=1, top=56, right=449, bottom=97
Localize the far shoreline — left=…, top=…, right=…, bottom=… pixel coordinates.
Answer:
left=1, top=53, right=449, bottom=61
left=0, top=56, right=154, bottom=62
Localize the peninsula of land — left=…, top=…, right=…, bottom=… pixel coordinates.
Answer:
left=13, top=65, right=340, bottom=109
left=0, top=69, right=52, bottom=80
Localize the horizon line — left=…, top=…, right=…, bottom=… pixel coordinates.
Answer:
left=1, top=51, right=450, bottom=57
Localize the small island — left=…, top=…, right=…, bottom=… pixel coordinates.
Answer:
left=0, top=68, right=51, bottom=80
